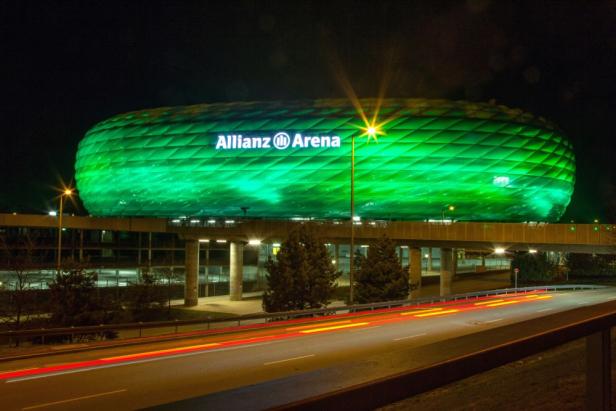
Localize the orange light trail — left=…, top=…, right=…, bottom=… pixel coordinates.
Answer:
left=0, top=290, right=556, bottom=381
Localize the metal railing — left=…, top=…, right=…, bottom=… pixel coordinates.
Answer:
left=0, top=285, right=605, bottom=350
left=272, top=301, right=616, bottom=411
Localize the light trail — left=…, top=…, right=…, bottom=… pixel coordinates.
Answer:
left=0, top=290, right=556, bottom=382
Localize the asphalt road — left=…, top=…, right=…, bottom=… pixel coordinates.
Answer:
left=1, top=288, right=616, bottom=410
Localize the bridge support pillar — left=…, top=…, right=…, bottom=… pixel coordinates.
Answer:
left=440, top=248, right=453, bottom=296
left=184, top=239, right=199, bottom=307
left=452, top=249, right=458, bottom=277
left=427, top=248, right=433, bottom=271
left=409, top=247, right=422, bottom=299
left=230, top=241, right=244, bottom=301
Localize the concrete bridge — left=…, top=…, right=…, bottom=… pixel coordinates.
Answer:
left=2, top=213, right=615, bottom=306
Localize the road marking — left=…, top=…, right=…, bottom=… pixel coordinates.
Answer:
left=414, top=309, right=459, bottom=317
left=485, top=318, right=503, bottom=323
left=400, top=308, right=442, bottom=316
left=474, top=299, right=504, bottom=306
left=394, top=333, right=427, bottom=341
left=300, top=322, right=369, bottom=333
left=286, top=320, right=351, bottom=331
left=485, top=300, right=520, bottom=307
left=264, top=354, right=315, bottom=366
left=537, top=308, right=553, bottom=312
left=22, top=389, right=127, bottom=410
left=349, top=325, right=381, bottom=332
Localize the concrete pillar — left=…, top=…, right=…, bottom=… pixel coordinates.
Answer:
left=452, top=248, right=458, bottom=277
left=440, top=248, right=453, bottom=296
left=204, top=245, right=210, bottom=297
left=334, top=244, right=340, bottom=270
left=184, top=239, right=199, bottom=306
left=409, top=247, right=422, bottom=299
left=230, top=241, right=244, bottom=301
left=427, top=248, right=433, bottom=271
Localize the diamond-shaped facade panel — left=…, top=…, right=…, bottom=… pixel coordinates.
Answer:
left=75, top=99, right=575, bottom=222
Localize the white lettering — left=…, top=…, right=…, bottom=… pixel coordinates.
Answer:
left=216, top=135, right=227, bottom=149
left=215, top=132, right=342, bottom=150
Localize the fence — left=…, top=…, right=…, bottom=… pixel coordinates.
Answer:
left=0, top=285, right=604, bottom=350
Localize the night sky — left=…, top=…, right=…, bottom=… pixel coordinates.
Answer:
left=2, top=0, right=615, bottom=222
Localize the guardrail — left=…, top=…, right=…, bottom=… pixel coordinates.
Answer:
left=272, top=300, right=616, bottom=411
left=0, top=284, right=605, bottom=347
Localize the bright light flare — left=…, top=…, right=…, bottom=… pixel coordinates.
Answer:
left=494, top=247, right=506, bottom=255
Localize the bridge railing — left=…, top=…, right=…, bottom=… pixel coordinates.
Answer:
left=0, top=285, right=605, bottom=354
left=272, top=301, right=616, bottom=411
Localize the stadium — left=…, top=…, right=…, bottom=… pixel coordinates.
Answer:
left=75, top=99, right=575, bottom=222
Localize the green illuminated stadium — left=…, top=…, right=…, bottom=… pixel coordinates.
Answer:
left=75, top=99, right=575, bottom=222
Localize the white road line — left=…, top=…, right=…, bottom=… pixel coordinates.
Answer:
left=537, top=308, right=553, bottom=312
left=485, top=318, right=503, bottom=323
left=393, top=333, right=427, bottom=341
left=264, top=354, right=315, bottom=366
left=349, top=326, right=381, bottom=332
left=21, top=389, right=127, bottom=410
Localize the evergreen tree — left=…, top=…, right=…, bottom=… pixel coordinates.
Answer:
left=263, top=226, right=340, bottom=312
left=354, top=236, right=409, bottom=303
left=511, top=251, right=556, bottom=283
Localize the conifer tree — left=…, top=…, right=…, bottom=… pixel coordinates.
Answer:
left=354, top=236, right=409, bottom=303
left=263, top=226, right=340, bottom=312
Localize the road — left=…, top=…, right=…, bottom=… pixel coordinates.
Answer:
left=1, top=287, right=615, bottom=410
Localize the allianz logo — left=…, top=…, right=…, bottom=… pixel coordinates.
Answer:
left=215, top=132, right=342, bottom=150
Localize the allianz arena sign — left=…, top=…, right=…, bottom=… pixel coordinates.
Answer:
left=215, top=132, right=342, bottom=150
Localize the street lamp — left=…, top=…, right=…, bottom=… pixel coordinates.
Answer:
left=442, top=205, right=455, bottom=223
left=349, top=125, right=381, bottom=304
left=56, top=188, right=73, bottom=272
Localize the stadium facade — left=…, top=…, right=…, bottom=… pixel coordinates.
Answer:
left=75, top=99, right=575, bottom=222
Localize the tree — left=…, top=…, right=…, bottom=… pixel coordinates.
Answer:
left=354, top=236, right=409, bottom=303
left=125, top=270, right=167, bottom=321
left=510, top=252, right=556, bottom=283
left=566, top=253, right=616, bottom=278
left=48, top=260, right=109, bottom=327
left=263, top=226, right=340, bottom=312
left=0, top=234, right=44, bottom=330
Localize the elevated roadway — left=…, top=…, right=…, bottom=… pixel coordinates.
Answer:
left=1, top=213, right=615, bottom=253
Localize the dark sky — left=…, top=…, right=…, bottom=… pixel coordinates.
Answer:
left=2, top=0, right=615, bottom=222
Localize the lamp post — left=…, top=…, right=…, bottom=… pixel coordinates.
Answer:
left=349, top=126, right=378, bottom=304
left=349, top=135, right=356, bottom=304
left=442, top=204, right=455, bottom=223
left=57, top=188, right=73, bottom=272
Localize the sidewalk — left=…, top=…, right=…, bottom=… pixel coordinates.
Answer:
left=172, top=271, right=511, bottom=316
left=171, top=292, right=265, bottom=316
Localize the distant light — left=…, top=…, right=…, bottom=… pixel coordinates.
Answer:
left=400, top=245, right=408, bottom=248
left=369, top=221, right=376, bottom=226
left=331, top=259, right=336, bottom=264
left=102, top=230, right=106, bottom=234
left=190, top=219, right=200, bottom=223
left=360, top=244, right=369, bottom=248
left=594, top=219, right=599, bottom=223
left=424, top=254, right=429, bottom=258
left=494, top=247, right=506, bottom=255
left=493, top=176, right=510, bottom=187
left=529, top=249, right=538, bottom=254
left=171, top=219, right=181, bottom=223
left=48, top=211, right=57, bottom=216
left=63, top=188, right=73, bottom=196
left=448, top=205, right=455, bottom=211
left=225, top=220, right=235, bottom=224
left=216, top=239, right=227, bottom=243
left=199, top=239, right=210, bottom=243
left=367, top=126, right=377, bottom=136
left=353, top=215, right=361, bottom=222
left=272, top=243, right=281, bottom=247
left=248, top=239, right=261, bottom=246
left=61, top=228, right=67, bottom=232
left=12, top=212, right=17, bottom=215
left=207, top=219, right=216, bottom=224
